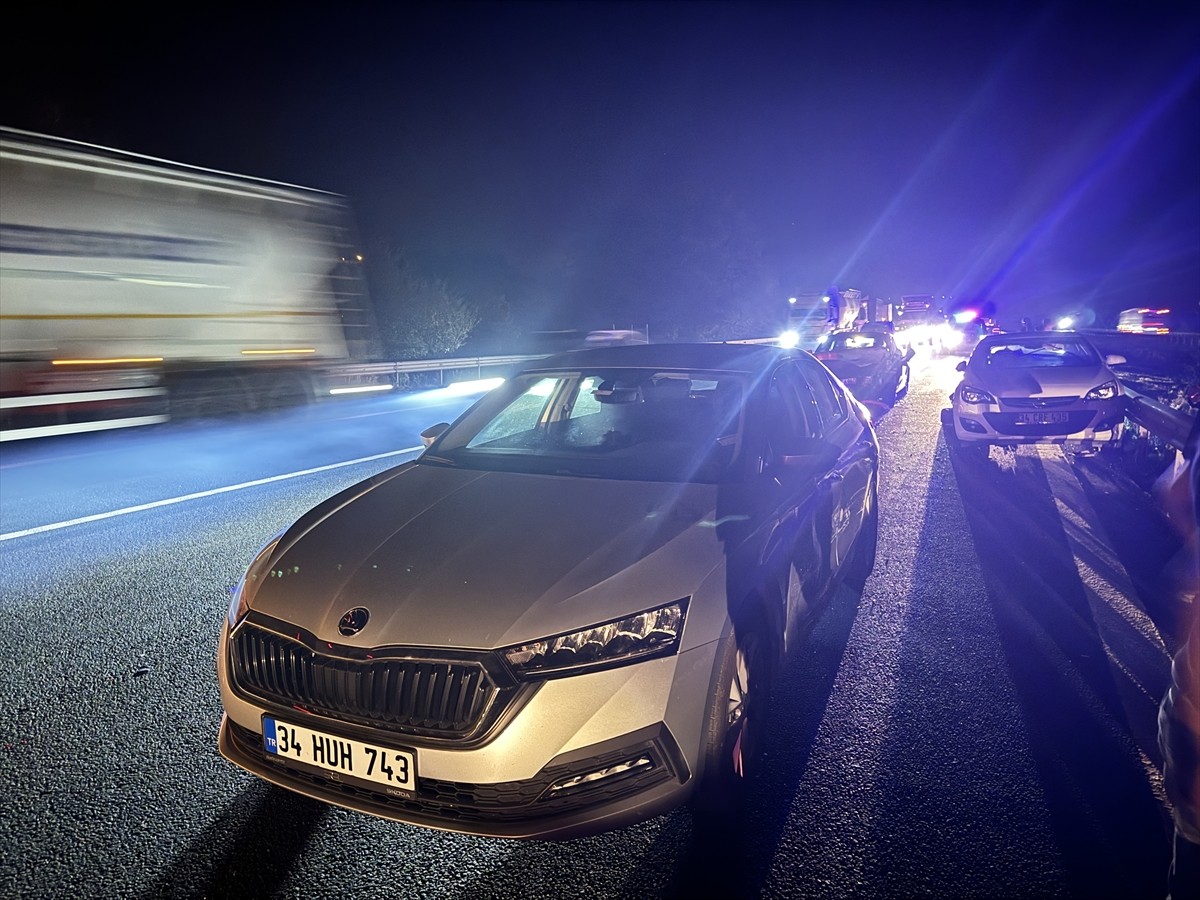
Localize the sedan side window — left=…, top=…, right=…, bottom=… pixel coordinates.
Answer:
left=766, top=365, right=818, bottom=453
left=796, top=360, right=846, bottom=434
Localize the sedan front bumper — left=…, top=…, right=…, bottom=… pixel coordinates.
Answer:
left=217, top=626, right=720, bottom=838
left=951, top=395, right=1124, bottom=447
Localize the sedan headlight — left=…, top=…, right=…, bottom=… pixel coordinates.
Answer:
left=1085, top=380, right=1119, bottom=401
left=959, top=384, right=996, bottom=405
left=503, top=600, right=687, bottom=678
left=227, top=532, right=284, bottom=628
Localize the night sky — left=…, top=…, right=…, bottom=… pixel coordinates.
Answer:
left=3, top=1, right=1198, bottom=337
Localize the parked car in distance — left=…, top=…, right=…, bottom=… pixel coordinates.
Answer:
left=945, top=332, right=1127, bottom=460
left=939, top=319, right=991, bottom=356
left=217, top=342, right=880, bottom=839
left=813, top=328, right=913, bottom=406
left=859, top=320, right=895, bottom=335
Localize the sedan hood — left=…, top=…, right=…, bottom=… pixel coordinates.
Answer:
left=249, top=463, right=724, bottom=650
left=969, top=363, right=1114, bottom=397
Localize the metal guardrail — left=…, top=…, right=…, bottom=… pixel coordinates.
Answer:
left=326, top=355, right=543, bottom=386
left=1123, top=386, right=1196, bottom=451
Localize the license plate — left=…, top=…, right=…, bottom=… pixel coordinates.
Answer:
left=263, top=716, right=416, bottom=793
left=1014, top=411, right=1069, bottom=425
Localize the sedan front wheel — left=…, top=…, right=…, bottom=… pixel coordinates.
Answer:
left=693, top=617, right=773, bottom=814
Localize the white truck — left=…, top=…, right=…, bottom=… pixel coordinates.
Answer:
left=781, top=287, right=879, bottom=349
left=894, top=293, right=951, bottom=353
left=0, top=127, right=382, bottom=441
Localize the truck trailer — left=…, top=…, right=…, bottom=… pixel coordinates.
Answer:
left=0, top=127, right=382, bottom=441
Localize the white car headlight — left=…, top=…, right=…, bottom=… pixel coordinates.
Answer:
left=1084, top=380, right=1119, bottom=401
left=503, top=600, right=687, bottom=678
left=959, top=385, right=996, bottom=405
left=228, top=532, right=284, bottom=628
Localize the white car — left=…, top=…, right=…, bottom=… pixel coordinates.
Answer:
left=946, top=332, right=1127, bottom=459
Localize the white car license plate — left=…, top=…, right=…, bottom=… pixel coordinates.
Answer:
left=263, top=717, right=416, bottom=792
left=1015, top=411, right=1069, bottom=425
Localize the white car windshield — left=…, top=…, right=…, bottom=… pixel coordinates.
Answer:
left=980, top=339, right=1100, bottom=368
left=426, top=369, right=747, bottom=483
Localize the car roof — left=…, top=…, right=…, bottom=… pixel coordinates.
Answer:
left=522, top=341, right=802, bottom=374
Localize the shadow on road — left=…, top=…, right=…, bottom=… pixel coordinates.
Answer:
left=138, top=780, right=329, bottom=900
left=661, top=583, right=865, bottom=899
left=942, top=435, right=1175, bottom=898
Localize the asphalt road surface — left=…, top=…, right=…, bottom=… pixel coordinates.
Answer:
left=0, top=357, right=1189, bottom=899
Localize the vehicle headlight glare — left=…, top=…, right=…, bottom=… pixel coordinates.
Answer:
left=959, top=385, right=995, bottom=405
left=504, top=600, right=687, bottom=677
left=1085, top=380, right=1118, bottom=401
left=228, top=534, right=283, bottom=628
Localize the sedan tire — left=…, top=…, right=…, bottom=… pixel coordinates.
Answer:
left=692, top=615, right=774, bottom=816
left=892, top=364, right=911, bottom=404
left=841, top=483, right=878, bottom=591
left=941, top=408, right=990, bottom=462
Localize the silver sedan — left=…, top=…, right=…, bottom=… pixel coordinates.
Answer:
left=217, top=342, right=880, bottom=838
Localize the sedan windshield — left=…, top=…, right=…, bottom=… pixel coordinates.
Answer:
left=426, top=369, right=746, bottom=483
left=824, top=333, right=880, bottom=352
left=979, top=339, right=1100, bottom=369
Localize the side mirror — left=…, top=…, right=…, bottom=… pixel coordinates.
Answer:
left=903, top=346, right=916, bottom=362
left=955, top=360, right=967, bottom=372
left=420, top=422, right=451, bottom=448
left=1105, top=354, right=1127, bottom=367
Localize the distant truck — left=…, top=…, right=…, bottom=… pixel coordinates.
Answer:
left=781, top=287, right=883, bottom=349
left=894, top=293, right=951, bottom=352
left=0, top=128, right=382, bottom=441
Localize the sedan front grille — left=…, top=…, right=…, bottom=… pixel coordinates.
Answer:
left=230, top=624, right=502, bottom=740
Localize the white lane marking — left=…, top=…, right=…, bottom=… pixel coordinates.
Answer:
left=0, top=446, right=423, bottom=542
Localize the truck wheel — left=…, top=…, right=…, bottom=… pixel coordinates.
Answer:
left=258, top=373, right=312, bottom=411
left=169, top=376, right=251, bottom=421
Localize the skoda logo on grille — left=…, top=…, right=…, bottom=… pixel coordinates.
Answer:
left=338, top=607, right=371, bottom=636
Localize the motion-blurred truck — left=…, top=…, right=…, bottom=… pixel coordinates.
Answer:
left=0, top=128, right=382, bottom=441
